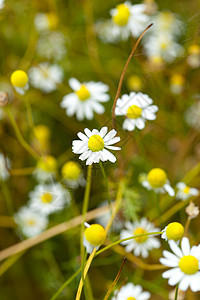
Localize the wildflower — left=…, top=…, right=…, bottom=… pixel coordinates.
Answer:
left=185, top=102, right=200, bottom=130
left=141, top=168, right=175, bottom=196
left=61, top=161, right=85, bottom=188
left=10, top=70, right=29, bottom=95
left=170, top=74, right=185, bottom=94
left=120, top=218, right=160, bottom=258
left=0, top=153, right=10, bottom=181
left=14, top=206, right=48, bottom=237
left=160, top=237, right=200, bottom=292
left=161, top=222, right=184, bottom=243
left=109, top=2, right=149, bottom=41
left=151, top=11, right=183, bottom=36
left=0, top=0, right=5, bottom=9
left=34, top=155, right=57, bottom=182
left=72, top=127, right=121, bottom=165
left=176, top=182, right=199, bottom=201
left=185, top=202, right=199, bottom=219
left=83, top=222, right=106, bottom=254
left=127, top=75, right=143, bottom=92
left=187, top=44, right=200, bottom=68
left=112, top=282, right=151, bottom=300
left=60, top=78, right=109, bottom=121
left=29, top=183, right=70, bottom=215
left=29, top=62, right=63, bottom=93
left=34, top=12, right=58, bottom=32
left=115, top=92, right=158, bottom=131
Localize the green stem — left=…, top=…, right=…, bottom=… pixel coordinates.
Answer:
left=6, top=107, right=40, bottom=160
left=174, top=284, right=179, bottom=300
left=99, top=161, right=112, bottom=213
left=24, top=98, right=34, bottom=131
left=0, top=180, right=14, bottom=215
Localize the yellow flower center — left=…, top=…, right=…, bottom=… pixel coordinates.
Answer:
left=165, top=222, right=184, bottom=241
left=41, top=192, right=53, bottom=203
left=88, top=135, right=104, bottom=152
left=10, top=70, right=28, bottom=88
left=127, top=105, right=142, bottom=119
left=76, top=85, right=90, bottom=101
left=188, top=45, right=200, bottom=55
left=127, top=75, right=142, bottom=92
left=127, top=297, right=136, bottom=300
left=183, top=186, right=190, bottom=194
left=134, top=227, right=148, bottom=243
left=179, top=255, right=199, bottom=275
left=37, top=156, right=57, bottom=172
left=26, top=219, right=36, bottom=226
left=84, top=224, right=106, bottom=246
left=46, top=12, right=58, bottom=30
left=147, top=168, right=167, bottom=188
left=170, top=74, right=185, bottom=86
left=113, top=4, right=130, bottom=26
left=161, top=42, right=168, bottom=50
left=62, top=161, right=81, bottom=180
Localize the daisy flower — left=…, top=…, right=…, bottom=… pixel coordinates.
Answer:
left=60, top=78, right=109, bottom=121
left=33, top=155, right=57, bottom=182
left=29, top=62, right=63, bottom=93
left=161, top=222, right=184, bottom=243
left=109, top=2, right=149, bottom=41
left=187, top=44, right=200, bottom=68
left=0, top=153, right=10, bottom=181
left=10, top=70, right=29, bottom=95
left=34, top=12, right=58, bottom=32
left=151, top=11, right=183, bottom=36
left=170, top=74, right=185, bottom=95
left=144, top=32, right=184, bottom=63
left=115, top=92, right=158, bottom=131
left=29, top=183, right=70, bottom=216
left=61, top=161, right=85, bottom=188
left=112, top=282, right=151, bottom=300
left=83, top=222, right=106, bottom=254
left=72, top=127, right=121, bottom=165
left=14, top=206, right=48, bottom=238
left=120, top=218, right=160, bottom=258
left=160, top=237, right=200, bottom=292
left=176, top=182, right=199, bottom=201
left=185, top=101, right=200, bottom=130
left=140, top=168, right=175, bottom=196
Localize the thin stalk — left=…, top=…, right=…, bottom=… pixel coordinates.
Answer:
left=99, top=161, right=112, bottom=213
left=174, top=284, right=179, bottom=300
left=0, top=180, right=14, bottom=215
left=24, top=98, right=34, bottom=131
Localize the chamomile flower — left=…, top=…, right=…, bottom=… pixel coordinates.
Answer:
left=33, top=155, right=57, bottom=182
left=34, top=12, right=58, bottom=32
left=160, top=237, right=200, bottom=292
left=127, top=75, right=143, bottom=92
left=0, top=153, right=10, bottom=181
left=83, top=222, right=106, bottom=254
left=170, top=74, right=185, bottom=94
left=29, top=62, right=63, bottom=93
left=60, top=78, right=109, bottom=121
left=109, top=2, right=149, bottom=41
left=0, top=0, right=5, bottom=9
left=14, top=206, right=48, bottom=237
left=185, top=102, right=200, bottom=130
left=187, top=44, right=200, bottom=68
left=72, top=127, right=121, bottom=165
left=112, top=282, right=151, bottom=300
left=29, top=183, right=70, bottom=215
left=176, top=182, right=199, bottom=201
left=115, top=92, right=158, bottom=131
left=140, top=168, right=175, bottom=196
left=10, top=70, right=29, bottom=95
left=151, top=11, right=183, bottom=36
left=61, top=161, right=85, bottom=188
left=161, top=222, right=184, bottom=243
left=120, top=218, right=160, bottom=258
left=144, top=32, right=184, bottom=63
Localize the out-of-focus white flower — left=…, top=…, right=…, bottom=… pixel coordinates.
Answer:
left=140, top=168, right=175, bottom=196
left=144, top=32, right=184, bottom=63
left=185, top=202, right=199, bottom=220
left=36, top=31, right=67, bottom=61
left=72, top=127, right=121, bottom=165
left=34, top=12, right=58, bottom=32
left=112, top=282, right=151, bottom=300
left=14, top=206, right=48, bottom=237
left=33, top=155, right=57, bottom=182
left=160, top=237, right=200, bottom=292
left=0, top=0, right=5, bottom=9
left=61, top=78, right=109, bottom=121
left=29, top=183, right=70, bottom=215
left=83, top=222, right=106, bottom=254
left=176, top=182, right=199, bottom=201
left=185, top=102, right=200, bottom=130
left=115, top=92, right=158, bottom=131
left=151, top=11, right=183, bottom=36
left=187, top=44, right=200, bottom=68
left=120, top=218, right=160, bottom=258
left=170, top=74, right=185, bottom=94
left=29, top=63, right=63, bottom=93
left=0, top=153, right=10, bottom=181
left=61, top=161, right=85, bottom=188
left=10, top=70, right=29, bottom=95
left=161, top=222, right=184, bottom=243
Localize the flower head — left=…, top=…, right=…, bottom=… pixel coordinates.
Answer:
left=34, top=155, right=57, bottom=182
left=120, top=218, right=160, bottom=258
left=170, top=74, right=185, bottom=94
left=60, top=78, right=109, bottom=121
left=34, top=12, right=58, bottom=32
left=187, top=44, right=200, bottom=68
left=62, top=161, right=85, bottom=188
left=115, top=92, right=158, bottom=131
left=83, top=222, right=106, bottom=253
left=160, top=237, right=200, bottom=292
left=161, top=222, right=184, bottom=242
left=112, top=282, right=151, bottom=300
left=141, top=168, right=175, bottom=196
left=10, top=70, right=29, bottom=95
left=72, top=127, right=121, bottom=165
left=176, top=182, right=199, bottom=201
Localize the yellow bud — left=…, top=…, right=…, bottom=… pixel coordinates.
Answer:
left=10, top=70, right=28, bottom=88
left=165, top=222, right=184, bottom=241
left=84, top=224, right=106, bottom=246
